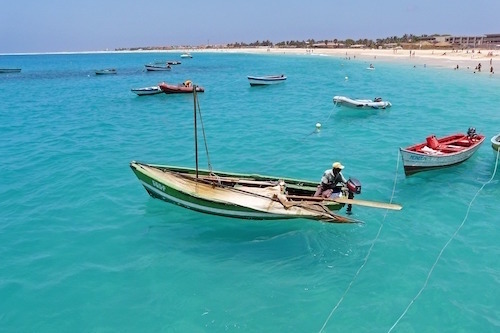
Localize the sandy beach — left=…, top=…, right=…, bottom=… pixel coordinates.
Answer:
left=198, top=47, right=499, bottom=75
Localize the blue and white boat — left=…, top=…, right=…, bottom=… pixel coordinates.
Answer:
left=247, top=74, right=287, bottom=86
left=145, top=64, right=171, bottom=71
left=131, top=85, right=162, bottom=96
left=95, top=68, right=116, bottom=75
left=0, top=68, right=21, bottom=73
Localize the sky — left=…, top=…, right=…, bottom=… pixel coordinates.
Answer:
left=1, top=0, right=499, bottom=53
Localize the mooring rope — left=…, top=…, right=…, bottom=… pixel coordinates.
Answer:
left=319, top=151, right=401, bottom=333
left=387, top=149, right=499, bottom=332
left=195, top=95, right=213, bottom=173
left=304, top=105, right=337, bottom=138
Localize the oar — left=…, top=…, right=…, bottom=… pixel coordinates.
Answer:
left=286, top=195, right=402, bottom=211
left=332, top=197, right=402, bottom=211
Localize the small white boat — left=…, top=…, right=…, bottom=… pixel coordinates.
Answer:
left=145, top=64, right=171, bottom=71
left=180, top=53, right=192, bottom=58
left=333, top=96, right=392, bottom=109
left=247, top=74, right=287, bottom=86
left=0, top=68, right=21, bottom=73
left=491, top=133, right=500, bottom=157
left=131, top=86, right=162, bottom=96
left=95, top=69, right=117, bottom=75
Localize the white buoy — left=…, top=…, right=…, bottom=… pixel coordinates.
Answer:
left=315, top=123, right=321, bottom=132
left=345, top=76, right=348, bottom=80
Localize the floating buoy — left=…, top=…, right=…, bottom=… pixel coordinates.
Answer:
left=345, top=76, right=348, bottom=80
left=315, top=123, right=321, bottom=132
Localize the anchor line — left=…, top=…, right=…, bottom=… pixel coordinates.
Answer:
left=387, top=149, right=499, bottom=332
left=319, top=150, right=401, bottom=332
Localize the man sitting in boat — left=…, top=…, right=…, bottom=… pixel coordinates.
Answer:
left=314, top=162, right=355, bottom=214
left=314, top=162, right=347, bottom=198
left=182, top=80, right=192, bottom=87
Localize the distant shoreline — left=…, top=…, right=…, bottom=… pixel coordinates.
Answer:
left=2, top=47, right=497, bottom=75
left=217, top=47, right=498, bottom=73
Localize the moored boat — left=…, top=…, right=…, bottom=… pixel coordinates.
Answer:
left=247, top=74, right=287, bottom=86
left=180, top=53, right=192, bottom=58
left=145, top=64, right=171, bottom=71
left=0, top=68, right=21, bottom=73
left=400, top=128, right=485, bottom=176
left=154, top=60, right=181, bottom=65
left=159, top=81, right=204, bottom=94
left=491, top=133, right=500, bottom=156
left=95, top=68, right=117, bottom=75
left=131, top=85, right=163, bottom=96
left=333, top=96, right=391, bottom=109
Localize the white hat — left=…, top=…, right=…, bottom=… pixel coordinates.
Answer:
left=332, top=162, right=344, bottom=170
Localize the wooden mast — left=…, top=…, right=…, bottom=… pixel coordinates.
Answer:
left=193, top=86, right=199, bottom=179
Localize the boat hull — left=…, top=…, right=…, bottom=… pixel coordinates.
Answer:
left=491, top=133, right=500, bottom=156
left=0, top=68, right=21, bottom=73
left=95, top=69, right=116, bottom=75
left=131, top=86, right=162, bottom=96
left=129, top=162, right=354, bottom=222
left=400, top=133, right=485, bottom=175
left=333, top=96, right=391, bottom=109
left=159, top=83, right=204, bottom=94
left=247, top=75, right=287, bottom=86
left=145, top=65, right=171, bottom=71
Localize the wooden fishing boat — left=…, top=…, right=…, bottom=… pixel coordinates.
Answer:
left=131, top=85, right=162, bottom=96
left=247, top=74, right=287, bottom=86
left=130, top=86, right=401, bottom=223
left=95, top=68, right=116, bottom=75
left=491, top=133, right=500, bottom=156
left=400, top=128, right=485, bottom=176
left=159, top=81, right=204, bottom=94
left=333, top=96, right=392, bottom=109
left=0, top=68, right=21, bottom=73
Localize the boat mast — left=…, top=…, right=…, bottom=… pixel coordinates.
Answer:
left=193, top=86, right=199, bottom=179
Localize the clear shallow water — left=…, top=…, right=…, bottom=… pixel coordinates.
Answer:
left=0, top=51, right=499, bottom=332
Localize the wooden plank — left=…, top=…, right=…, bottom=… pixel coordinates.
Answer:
left=286, top=195, right=402, bottom=211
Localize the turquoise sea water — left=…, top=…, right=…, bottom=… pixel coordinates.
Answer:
left=1, top=51, right=499, bottom=332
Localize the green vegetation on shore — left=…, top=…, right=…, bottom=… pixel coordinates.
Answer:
left=115, top=33, right=451, bottom=51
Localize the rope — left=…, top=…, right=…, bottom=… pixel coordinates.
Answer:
left=319, top=151, right=401, bottom=333
left=196, top=95, right=213, bottom=173
left=387, top=148, right=499, bottom=332
left=304, top=105, right=337, bottom=138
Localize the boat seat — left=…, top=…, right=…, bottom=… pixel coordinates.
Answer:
left=439, top=145, right=464, bottom=152
left=420, top=146, right=443, bottom=155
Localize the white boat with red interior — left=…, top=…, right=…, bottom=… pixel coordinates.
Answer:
left=400, top=128, right=485, bottom=176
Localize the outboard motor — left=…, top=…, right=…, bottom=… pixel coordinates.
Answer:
left=467, top=127, right=477, bottom=139
left=345, top=177, right=361, bottom=214
left=347, top=177, right=361, bottom=194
